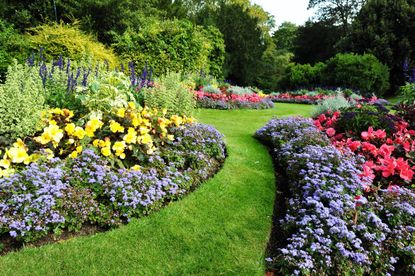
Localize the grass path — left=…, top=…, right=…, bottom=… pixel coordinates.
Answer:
left=0, top=103, right=313, bottom=275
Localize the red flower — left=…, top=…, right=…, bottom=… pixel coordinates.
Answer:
left=378, top=157, right=397, bottom=178
left=347, top=140, right=361, bottom=152
left=378, top=144, right=395, bottom=158
left=362, top=142, right=378, bottom=156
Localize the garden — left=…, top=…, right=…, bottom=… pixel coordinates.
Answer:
left=1, top=0, right=415, bottom=275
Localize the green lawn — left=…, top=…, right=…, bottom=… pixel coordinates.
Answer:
left=0, top=103, right=313, bottom=275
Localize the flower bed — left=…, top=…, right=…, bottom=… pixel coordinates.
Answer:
left=0, top=105, right=226, bottom=253
left=256, top=117, right=415, bottom=275
left=194, top=88, right=274, bottom=110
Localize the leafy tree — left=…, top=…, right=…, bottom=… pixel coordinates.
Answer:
left=215, top=1, right=266, bottom=85
left=293, top=20, right=342, bottom=64
left=308, top=0, right=366, bottom=34
left=273, top=22, right=298, bottom=53
left=343, top=0, right=415, bottom=94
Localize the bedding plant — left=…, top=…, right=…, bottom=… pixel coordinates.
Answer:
left=256, top=117, right=415, bottom=275
left=0, top=55, right=227, bottom=254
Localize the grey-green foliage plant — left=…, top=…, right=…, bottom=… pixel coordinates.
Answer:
left=202, top=85, right=221, bottom=94
left=314, top=93, right=351, bottom=116
left=228, top=85, right=253, bottom=95
left=0, top=61, right=46, bottom=144
left=143, top=72, right=195, bottom=116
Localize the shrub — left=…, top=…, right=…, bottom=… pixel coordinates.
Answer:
left=335, top=104, right=400, bottom=137
left=113, top=19, right=225, bottom=78
left=142, top=72, right=195, bottom=116
left=399, top=82, right=415, bottom=105
left=314, top=94, right=351, bottom=116
left=322, top=53, right=389, bottom=97
left=0, top=19, right=29, bottom=80
left=282, top=62, right=325, bottom=89
left=26, top=23, right=119, bottom=68
left=0, top=62, right=46, bottom=144
left=395, top=103, right=415, bottom=130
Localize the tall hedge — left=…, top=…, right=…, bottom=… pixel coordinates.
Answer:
left=112, top=19, right=225, bottom=78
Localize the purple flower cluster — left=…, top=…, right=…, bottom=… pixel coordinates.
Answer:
left=0, top=123, right=226, bottom=246
left=256, top=117, right=415, bottom=275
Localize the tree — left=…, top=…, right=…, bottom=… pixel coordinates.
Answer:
left=293, top=20, right=342, bottom=64
left=343, top=0, right=415, bottom=94
left=215, top=1, right=266, bottom=85
left=273, top=22, right=298, bottom=53
left=308, top=0, right=366, bottom=34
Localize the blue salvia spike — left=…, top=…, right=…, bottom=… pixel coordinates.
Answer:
left=120, top=63, right=125, bottom=73
left=66, top=58, right=71, bottom=75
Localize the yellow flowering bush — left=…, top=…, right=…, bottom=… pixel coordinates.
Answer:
left=0, top=103, right=194, bottom=177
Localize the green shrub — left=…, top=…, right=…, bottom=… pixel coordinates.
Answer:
left=0, top=19, right=29, bottom=80
left=0, top=62, right=46, bottom=144
left=112, top=19, right=225, bottom=78
left=322, top=53, right=389, bottom=97
left=142, top=72, right=195, bottom=116
left=202, top=85, right=221, bottom=94
left=228, top=85, right=253, bottom=95
left=335, top=104, right=398, bottom=137
left=399, top=82, right=415, bottom=105
left=313, top=94, right=351, bottom=116
left=283, top=62, right=325, bottom=89
left=26, top=23, right=120, bottom=68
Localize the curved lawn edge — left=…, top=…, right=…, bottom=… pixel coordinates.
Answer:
left=0, top=104, right=313, bottom=275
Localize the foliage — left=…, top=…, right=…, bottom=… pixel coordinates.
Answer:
left=322, top=53, right=390, bottom=97
left=399, top=82, right=415, bottom=105
left=395, top=103, right=415, bottom=130
left=0, top=62, right=46, bottom=144
left=202, top=85, right=221, bottom=94
left=313, top=93, right=351, bottom=115
left=76, top=71, right=136, bottom=116
left=142, top=72, right=196, bottom=117
left=26, top=23, right=120, bottom=68
left=293, top=21, right=342, bottom=65
left=273, top=22, right=298, bottom=53
left=342, top=0, right=415, bottom=94
left=215, top=1, right=266, bottom=85
left=308, top=0, right=365, bottom=34
left=113, top=19, right=225, bottom=78
left=228, top=86, right=253, bottom=95
left=283, top=62, right=325, bottom=89
left=0, top=19, right=29, bottom=80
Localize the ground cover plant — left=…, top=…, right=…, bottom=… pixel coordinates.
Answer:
left=256, top=116, right=415, bottom=275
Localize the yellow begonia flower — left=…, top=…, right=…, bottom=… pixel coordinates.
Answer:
left=36, top=124, right=64, bottom=145
left=131, top=165, right=141, bottom=171
left=0, top=168, right=14, bottom=178
left=44, top=149, right=54, bottom=159
left=0, top=158, right=11, bottom=169
left=62, top=109, right=74, bottom=120
left=138, top=134, right=153, bottom=145
left=146, top=148, right=154, bottom=155
left=93, top=139, right=100, bottom=147
left=76, top=145, right=83, bottom=153
left=131, top=115, right=142, bottom=127
left=123, top=128, right=137, bottom=144
left=117, top=108, right=126, bottom=118
left=65, top=123, right=76, bottom=135
left=85, top=118, right=104, bottom=137
left=119, top=152, right=126, bottom=159
left=112, top=141, right=126, bottom=152
left=167, top=134, right=174, bottom=141
left=110, top=120, right=125, bottom=133
left=69, top=151, right=78, bottom=159
left=7, top=146, right=29, bottom=164
left=101, top=147, right=112, bottom=157
left=73, top=127, right=86, bottom=139
left=67, top=138, right=75, bottom=144
left=170, top=115, right=183, bottom=126
left=128, top=102, right=136, bottom=110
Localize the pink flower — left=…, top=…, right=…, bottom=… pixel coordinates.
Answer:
left=326, top=128, right=336, bottom=137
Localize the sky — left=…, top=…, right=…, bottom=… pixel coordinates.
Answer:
left=251, top=0, right=315, bottom=27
